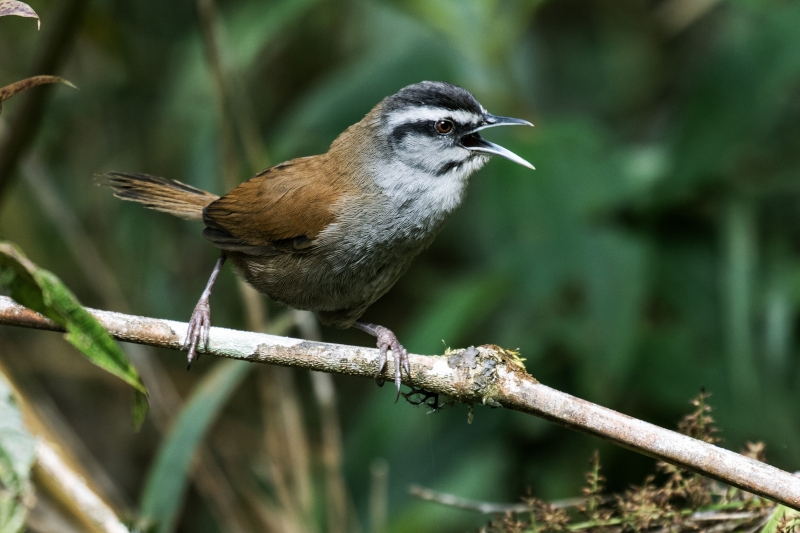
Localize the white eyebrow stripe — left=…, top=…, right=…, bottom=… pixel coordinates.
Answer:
left=387, top=107, right=481, bottom=127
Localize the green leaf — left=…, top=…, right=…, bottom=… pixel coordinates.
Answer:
left=139, top=359, right=252, bottom=532
left=0, top=374, right=35, bottom=533
left=0, top=241, right=148, bottom=429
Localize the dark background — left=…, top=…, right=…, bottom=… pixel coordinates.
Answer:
left=2, top=0, right=800, bottom=531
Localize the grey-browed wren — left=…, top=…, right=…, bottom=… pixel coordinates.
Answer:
left=105, top=81, right=534, bottom=398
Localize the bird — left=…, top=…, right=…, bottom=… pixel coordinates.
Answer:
left=104, top=81, right=534, bottom=399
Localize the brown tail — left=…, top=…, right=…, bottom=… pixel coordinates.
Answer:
left=102, top=172, right=219, bottom=221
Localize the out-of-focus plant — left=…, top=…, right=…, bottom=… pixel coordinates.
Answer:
left=0, top=372, right=35, bottom=533
left=0, top=242, right=148, bottom=426
left=478, top=394, right=791, bottom=533
left=138, top=359, right=249, bottom=533
left=2, top=0, right=800, bottom=531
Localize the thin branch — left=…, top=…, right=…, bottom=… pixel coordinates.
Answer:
left=1, top=295, right=799, bottom=512
left=410, top=484, right=537, bottom=514
left=408, top=485, right=766, bottom=522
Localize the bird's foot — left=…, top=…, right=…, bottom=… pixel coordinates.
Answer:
left=355, top=322, right=410, bottom=401
left=184, top=299, right=211, bottom=368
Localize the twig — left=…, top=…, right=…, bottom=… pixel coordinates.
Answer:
left=409, top=484, right=588, bottom=514
left=1, top=295, right=799, bottom=511
left=413, top=484, right=766, bottom=530
left=410, top=484, right=532, bottom=514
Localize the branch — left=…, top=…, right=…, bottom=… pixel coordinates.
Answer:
left=410, top=484, right=559, bottom=514
left=1, top=295, right=798, bottom=511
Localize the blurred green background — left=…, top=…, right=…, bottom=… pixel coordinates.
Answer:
left=2, top=0, right=800, bottom=531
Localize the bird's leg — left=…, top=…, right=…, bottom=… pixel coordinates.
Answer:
left=353, top=322, right=410, bottom=401
left=185, top=253, right=226, bottom=368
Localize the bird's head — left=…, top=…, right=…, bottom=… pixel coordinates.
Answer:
left=376, top=81, right=534, bottom=179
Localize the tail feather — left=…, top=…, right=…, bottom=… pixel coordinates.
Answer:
left=102, top=172, right=219, bottom=221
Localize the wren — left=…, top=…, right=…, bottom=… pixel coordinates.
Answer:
left=105, top=81, right=534, bottom=398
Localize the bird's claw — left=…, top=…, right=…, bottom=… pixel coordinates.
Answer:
left=372, top=326, right=410, bottom=401
left=184, top=299, right=211, bottom=368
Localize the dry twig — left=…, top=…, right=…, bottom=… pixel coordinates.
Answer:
left=410, top=485, right=587, bottom=514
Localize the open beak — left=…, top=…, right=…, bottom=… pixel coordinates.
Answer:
left=460, top=114, right=535, bottom=170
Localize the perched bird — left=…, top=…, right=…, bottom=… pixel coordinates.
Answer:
left=105, top=81, right=534, bottom=398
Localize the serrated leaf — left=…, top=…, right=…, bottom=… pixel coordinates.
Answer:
left=0, top=0, right=38, bottom=29
left=140, top=359, right=251, bottom=533
left=0, top=374, right=35, bottom=533
left=0, top=76, right=75, bottom=115
left=0, top=241, right=148, bottom=429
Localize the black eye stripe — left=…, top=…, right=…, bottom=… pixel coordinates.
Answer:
left=388, top=119, right=479, bottom=146
left=388, top=121, right=436, bottom=146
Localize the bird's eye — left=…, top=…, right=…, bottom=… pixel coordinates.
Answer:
left=435, top=120, right=454, bottom=134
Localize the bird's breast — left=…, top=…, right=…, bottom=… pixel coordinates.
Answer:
left=230, top=161, right=472, bottom=324
left=320, top=178, right=462, bottom=266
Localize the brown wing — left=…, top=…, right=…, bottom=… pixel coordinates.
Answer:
left=202, top=156, right=342, bottom=255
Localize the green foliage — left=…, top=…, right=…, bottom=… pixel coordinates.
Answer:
left=139, top=359, right=251, bottom=533
left=2, top=0, right=800, bottom=531
left=0, top=241, right=148, bottom=429
left=0, top=373, right=34, bottom=533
